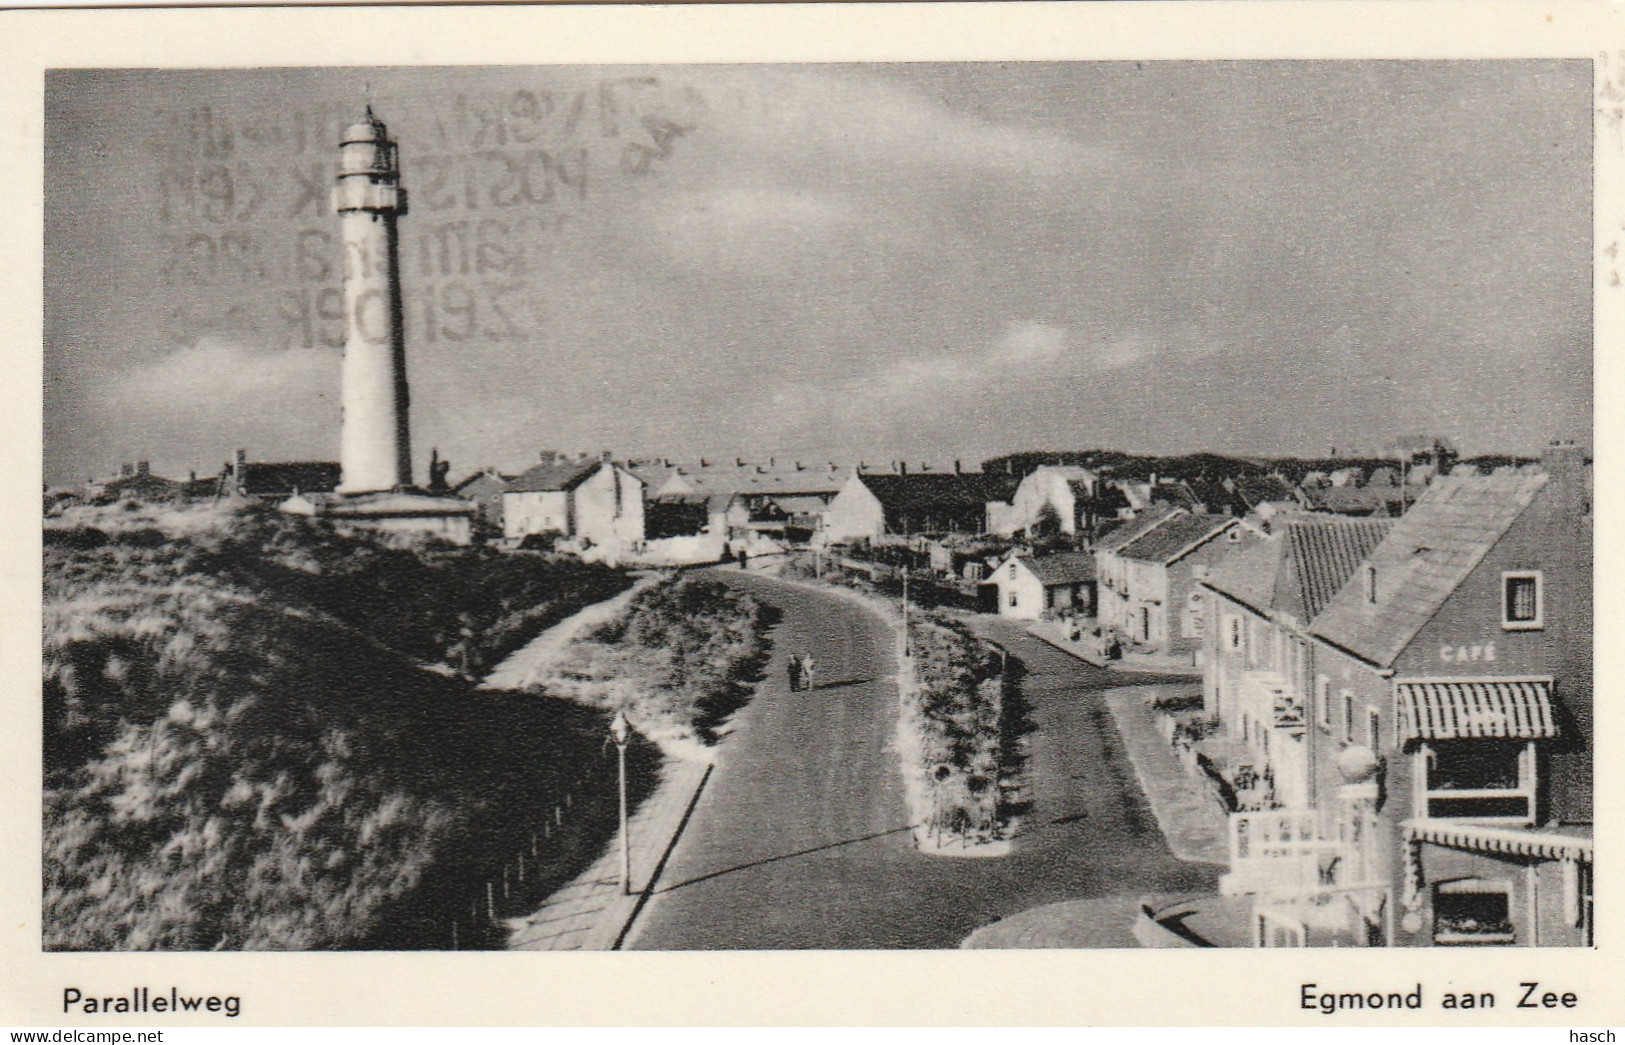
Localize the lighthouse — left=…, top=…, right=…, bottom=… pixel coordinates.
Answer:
left=277, top=107, right=473, bottom=543
left=333, top=107, right=411, bottom=494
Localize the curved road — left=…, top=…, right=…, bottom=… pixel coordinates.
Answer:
left=628, top=572, right=1217, bottom=950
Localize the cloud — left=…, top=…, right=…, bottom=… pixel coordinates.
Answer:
left=862, top=321, right=1155, bottom=405
left=102, top=338, right=336, bottom=407
left=988, top=321, right=1069, bottom=365
left=81, top=338, right=341, bottom=473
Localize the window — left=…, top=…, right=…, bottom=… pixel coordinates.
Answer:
left=1341, top=691, right=1354, bottom=740
left=1227, top=615, right=1243, bottom=651
left=1008, top=590, right=1019, bottom=608
left=1367, top=707, right=1381, bottom=749
left=1502, top=571, right=1543, bottom=630
left=1433, top=879, right=1514, bottom=945
left=1418, top=740, right=1535, bottom=822
left=1315, top=676, right=1331, bottom=730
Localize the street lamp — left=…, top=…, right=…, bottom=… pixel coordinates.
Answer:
left=901, top=564, right=911, bottom=656
left=609, top=709, right=632, bottom=896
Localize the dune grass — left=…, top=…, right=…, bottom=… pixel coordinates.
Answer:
left=534, top=575, right=777, bottom=755
left=43, top=501, right=641, bottom=950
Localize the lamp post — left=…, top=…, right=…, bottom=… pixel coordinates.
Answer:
left=901, top=563, right=911, bottom=656
left=609, top=709, right=631, bottom=895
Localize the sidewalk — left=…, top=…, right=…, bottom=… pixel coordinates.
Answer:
left=1027, top=620, right=1201, bottom=676
left=507, top=755, right=712, bottom=950
left=1100, top=688, right=1229, bottom=865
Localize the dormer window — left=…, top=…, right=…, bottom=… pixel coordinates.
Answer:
left=1502, top=571, right=1543, bottom=630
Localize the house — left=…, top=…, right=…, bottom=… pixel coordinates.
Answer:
left=1109, top=513, right=1265, bottom=654
left=820, top=471, right=1019, bottom=544
left=503, top=452, right=645, bottom=557
left=1222, top=442, right=1591, bottom=948
left=1002, top=465, right=1100, bottom=537
left=1302, top=484, right=1408, bottom=518
left=1094, top=504, right=1187, bottom=635
left=224, top=450, right=342, bottom=502
left=86, top=461, right=186, bottom=503
left=979, top=551, right=1097, bottom=620
left=1199, top=515, right=1393, bottom=808
left=632, top=458, right=848, bottom=543
left=452, top=467, right=512, bottom=535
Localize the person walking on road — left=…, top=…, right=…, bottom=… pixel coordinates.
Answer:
left=800, top=653, right=816, bottom=691
left=787, top=653, right=802, bottom=691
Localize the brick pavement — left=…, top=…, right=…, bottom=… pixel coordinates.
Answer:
left=507, top=755, right=712, bottom=950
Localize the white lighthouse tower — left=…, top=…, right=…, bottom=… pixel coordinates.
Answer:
left=334, top=107, right=411, bottom=494
left=278, top=107, right=473, bottom=543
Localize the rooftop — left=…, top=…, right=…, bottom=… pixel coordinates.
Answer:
left=1310, top=473, right=1549, bottom=668
left=1205, top=514, right=1393, bottom=621
left=1119, top=512, right=1236, bottom=564
left=1022, top=551, right=1096, bottom=585
left=506, top=458, right=606, bottom=494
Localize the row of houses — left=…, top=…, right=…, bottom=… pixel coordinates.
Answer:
left=1189, top=440, right=1592, bottom=947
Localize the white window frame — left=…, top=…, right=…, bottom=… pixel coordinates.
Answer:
left=1501, top=570, right=1544, bottom=631
left=1414, top=740, right=1537, bottom=825
left=1340, top=690, right=1355, bottom=741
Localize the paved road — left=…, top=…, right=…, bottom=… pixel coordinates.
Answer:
left=627, top=575, right=1218, bottom=950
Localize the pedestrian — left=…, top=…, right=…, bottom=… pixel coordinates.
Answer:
left=800, top=653, right=816, bottom=691
left=787, top=653, right=802, bottom=691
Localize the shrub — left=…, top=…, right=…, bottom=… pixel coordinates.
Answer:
left=899, top=613, right=1012, bottom=844
left=540, top=576, right=775, bottom=748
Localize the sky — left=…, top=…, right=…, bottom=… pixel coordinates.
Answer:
left=43, top=62, right=1591, bottom=485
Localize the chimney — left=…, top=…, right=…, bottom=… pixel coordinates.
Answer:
left=954, top=459, right=963, bottom=475
left=189, top=470, right=197, bottom=483
left=137, top=460, right=150, bottom=475
left=234, top=448, right=248, bottom=479
left=899, top=461, right=909, bottom=476
left=120, top=462, right=134, bottom=478
left=1543, top=438, right=1583, bottom=480
left=601, top=449, right=613, bottom=463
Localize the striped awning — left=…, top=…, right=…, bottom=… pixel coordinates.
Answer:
left=1398, top=679, right=1555, bottom=740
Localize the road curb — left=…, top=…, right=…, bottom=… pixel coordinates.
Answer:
left=611, top=761, right=714, bottom=950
